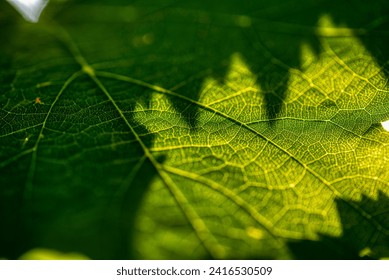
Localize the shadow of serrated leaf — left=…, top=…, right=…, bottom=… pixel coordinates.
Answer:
left=288, top=191, right=389, bottom=259
left=1, top=0, right=389, bottom=260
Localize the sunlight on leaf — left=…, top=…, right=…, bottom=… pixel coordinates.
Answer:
left=132, top=13, right=389, bottom=259
left=19, top=248, right=89, bottom=260
left=382, top=120, right=389, bottom=132
left=0, top=0, right=388, bottom=260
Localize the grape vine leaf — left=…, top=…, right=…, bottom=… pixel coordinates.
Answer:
left=0, top=0, right=389, bottom=259
left=288, top=191, right=389, bottom=259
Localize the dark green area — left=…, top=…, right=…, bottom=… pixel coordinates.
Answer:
left=1, top=0, right=388, bottom=259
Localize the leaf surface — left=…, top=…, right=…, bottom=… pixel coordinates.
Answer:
left=1, top=0, right=389, bottom=259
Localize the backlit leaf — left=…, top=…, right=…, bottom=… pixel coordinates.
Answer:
left=1, top=0, right=388, bottom=259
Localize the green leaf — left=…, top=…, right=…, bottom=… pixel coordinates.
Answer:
left=18, top=248, right=89, bottom=260
left=1, top=0, right=389, bottom=259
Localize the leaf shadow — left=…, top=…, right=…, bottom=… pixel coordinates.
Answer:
left=111, top=0, right=389, bottom=129
left=0, top=1, right=27, bottom=259
left=0, top=66, right=160, bottom=259
left=1, top=0, right=389, bottom=260
left=288, top=191, right=389, bottom=259
left=40, top=0, right=389, bottom=260
left=0, top=1, right=18, bottom=90
left=49, top=0, right=389, bottom=145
